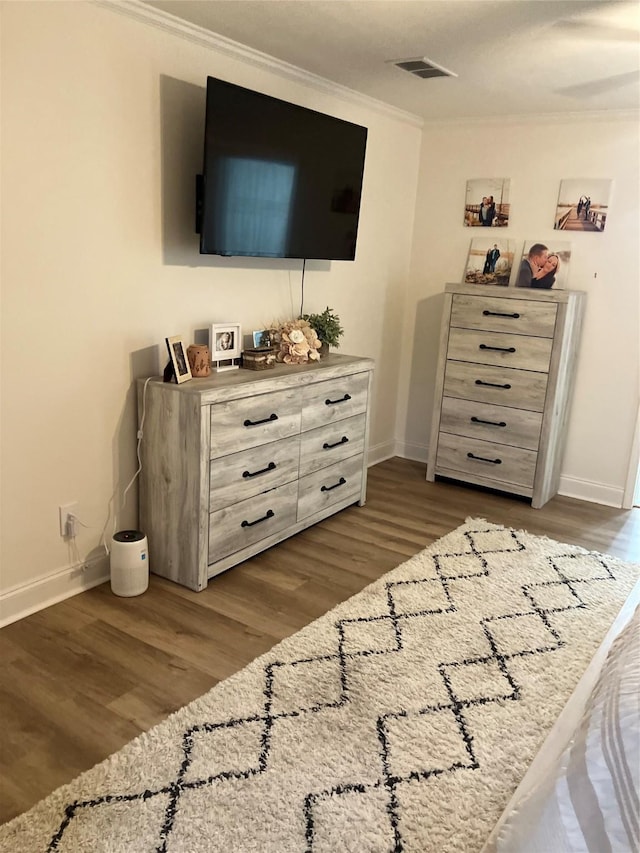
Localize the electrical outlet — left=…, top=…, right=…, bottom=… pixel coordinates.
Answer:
left=59, top=502, right=78, bottom=537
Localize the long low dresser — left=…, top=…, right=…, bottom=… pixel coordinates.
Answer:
left=138, top=353, right=374, bottom=591
left=427, top=284, right=585, bottom=508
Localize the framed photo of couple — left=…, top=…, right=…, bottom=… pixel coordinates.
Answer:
left=464, top=239, right=571, bottom=289
left=463, top=238, right=516, bottom=286
left=514, top=241, right=571, bottom=290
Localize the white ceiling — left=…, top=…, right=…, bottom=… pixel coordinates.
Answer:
left=143, top=0, right=640, bottom=121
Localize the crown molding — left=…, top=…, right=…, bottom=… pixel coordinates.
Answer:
left=93, top=0, right=424, bottom=128
left=422, top=108, right=640, bottom=128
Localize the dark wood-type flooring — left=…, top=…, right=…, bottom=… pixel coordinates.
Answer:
left=1, top=457, right=639, bottom=824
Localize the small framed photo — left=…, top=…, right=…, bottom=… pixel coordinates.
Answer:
left=252, top=329, right=272, bottom=349
left=165, top=335, right=192, bottom=384
left=210, top=323, right=241, bottom=360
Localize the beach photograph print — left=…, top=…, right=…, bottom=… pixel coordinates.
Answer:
left=464, top=237, right=516, bottom=286
left=554, top=178, right=612, bottom=233
left=464, top=178, right=511, bottom=227
left=515, top=240, right=572, bottom=290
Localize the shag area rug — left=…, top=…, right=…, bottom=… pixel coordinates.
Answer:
left=1, top=519, right=638, bottom=853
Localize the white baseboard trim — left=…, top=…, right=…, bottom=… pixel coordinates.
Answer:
left=393, top=440, right=428, bottom=463
left=1, top=462, right=623, bottom=628
left=367, top=440, right=397, bottom=467
left=0, top=556, right=110, bottom=628
left=557, top=475, right=625, bottom=509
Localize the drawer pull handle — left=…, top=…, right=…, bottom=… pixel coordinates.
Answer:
left=242, top=461, right=276, bottom=479
left=323, top=436, right=349, bottom=450
left=482, top=310, right=520, bottom=319
left=321, top=477, right=347, bottom=492
left=471, top=416, right=507, bottom=427
left=241, top=509, right=275, bottom=528
left=467, top=452, right=502, bottom=465
left=475, top=380, right=512, bottom=389
left=244, top=413, right=278, bottom=427
left=325, top=393, right=351, bottom=406
left=479, top=344, right=516, bottom=353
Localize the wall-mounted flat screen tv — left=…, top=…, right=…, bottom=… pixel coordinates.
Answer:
left=197, top=77, right=368, bottom=260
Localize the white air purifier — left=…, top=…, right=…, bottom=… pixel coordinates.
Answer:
left=110, top=530, right=149, bottom=597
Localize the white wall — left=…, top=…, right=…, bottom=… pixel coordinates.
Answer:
left=0, top=2, right=422, bottom=622
left=397, top=116, right=640, bottom=507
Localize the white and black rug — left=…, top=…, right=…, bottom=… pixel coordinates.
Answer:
left=1, top=519, right=638, bottom=852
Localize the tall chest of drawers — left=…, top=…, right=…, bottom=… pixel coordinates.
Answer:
left=138, top=354, right=374, bottom=591
left=427, top=284, right=585, bottom=508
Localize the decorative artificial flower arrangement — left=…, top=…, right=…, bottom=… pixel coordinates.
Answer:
left=272, top=318, right=323, bottom=364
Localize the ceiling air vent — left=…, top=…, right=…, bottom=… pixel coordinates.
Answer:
left=392, top=57, right=457, bottom=79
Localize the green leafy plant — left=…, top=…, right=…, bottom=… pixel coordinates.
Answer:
left=301, top=307, right=344, bottom=349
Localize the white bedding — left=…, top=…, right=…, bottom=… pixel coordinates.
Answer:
left=482, top=579, right=640, bottom=853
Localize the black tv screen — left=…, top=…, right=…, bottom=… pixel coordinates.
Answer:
left=197, top=77, right=368, bottom=260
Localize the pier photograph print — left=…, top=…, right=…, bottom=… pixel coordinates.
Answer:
left=554, top=178, right=612, bottom=232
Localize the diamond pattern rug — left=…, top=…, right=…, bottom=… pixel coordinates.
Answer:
left=1, top=519, right=638, bottom=852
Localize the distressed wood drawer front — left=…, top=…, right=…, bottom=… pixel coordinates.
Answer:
left=436, top=433, right=537, bottom=488
left=210, top=388, right=301, bottom=458
left=439, top=397, right=543, bottom=451
left=209, top=435, right=300, bottom=512
left=299, top=414, right=366, bottom=476
left=301, top=372, right=368, bottom=432
left=209, top=485, right=297, bottom=563
left=451, top=294, right=557, bottom=337
left=443, top=360, right=548, bottom=411
left=297, top=455, right=363, bottom=521
left=447, top=328, right=553, bottom=373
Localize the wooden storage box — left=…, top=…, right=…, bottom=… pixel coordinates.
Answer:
left=242, top=347, right=276, bottom=370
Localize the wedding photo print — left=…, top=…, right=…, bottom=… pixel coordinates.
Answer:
left=464, top=237, right=516, bottom=286
left=515, top=240, right=572, bottom=290
left=463, top=178, right=510, bottom=227
left=553, top=178, right=612, bottom=233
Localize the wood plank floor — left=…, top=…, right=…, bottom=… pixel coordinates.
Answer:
left=1, top=457, right=638, bottom=824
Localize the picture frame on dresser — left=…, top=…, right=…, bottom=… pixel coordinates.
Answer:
left=211, top=323, right=241, bottom=371
left=165, top=335, right=192, bottom=384
left=211, top=323, right=241, bottom=359
left=463, top=237, right=516, bottom=287
left=252, top=329, right=272, bottom=348
left=514, top=240, right=572, bottom=290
